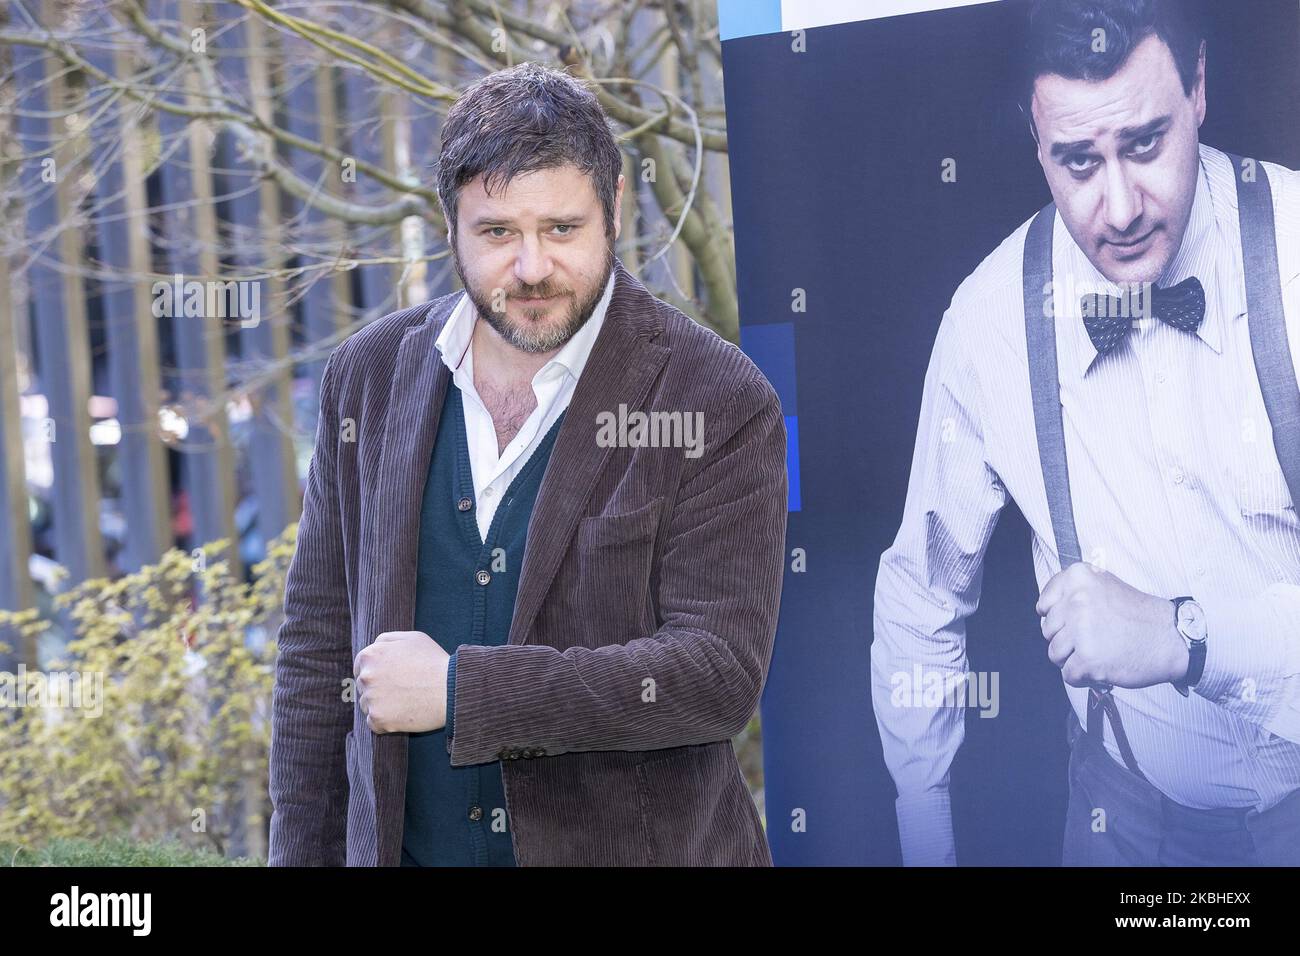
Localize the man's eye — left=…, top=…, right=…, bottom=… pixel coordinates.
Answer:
left=1130, top=133, right=1160, bottom=156
left=1066, top=155, right=1097, bottom=174
left=552, top=224, right=574, bottom=235
left=486, top=227, right=509, bottom=238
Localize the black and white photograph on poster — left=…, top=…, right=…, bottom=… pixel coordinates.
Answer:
left=721, top=0, right=1300, bottom=870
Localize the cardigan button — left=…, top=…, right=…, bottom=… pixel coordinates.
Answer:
left=476, top=570, right=491, bottom=586
left=468, top=805, right=483, bottom=822
left=457, top=496, right=473, bottom=512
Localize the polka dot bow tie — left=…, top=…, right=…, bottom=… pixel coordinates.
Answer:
left=1080, top=275, right=1206, bottom=355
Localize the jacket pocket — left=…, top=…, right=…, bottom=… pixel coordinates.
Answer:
left=578, top=496, right=664, bottom=548
left=635, top=741, right=760, bottom=865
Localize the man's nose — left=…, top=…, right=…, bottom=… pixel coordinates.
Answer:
left=1101, top=162, right=1143, bottom=235
left=514, top=236, right=554, bottom=287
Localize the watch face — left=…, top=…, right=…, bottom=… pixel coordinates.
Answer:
left=1177, top=600, right=1208, bottom=642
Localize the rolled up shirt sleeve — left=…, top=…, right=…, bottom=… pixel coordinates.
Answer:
left=1194, top=583, right=1300, bottom=744
left=871, top=310, right=1007, bottom=866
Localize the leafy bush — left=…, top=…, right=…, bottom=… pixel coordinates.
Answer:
left=0, top=528, right=298, bottom=858
left=0, top=520, right=768, bottom=862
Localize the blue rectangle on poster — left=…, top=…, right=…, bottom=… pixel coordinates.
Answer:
left=784, top=415, right=801, bottom=512
left=717, top=0, right=783, bottom=40
left=739, top=321, right=797, bottom=412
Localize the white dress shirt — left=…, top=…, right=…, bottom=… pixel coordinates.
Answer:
left=433, top=271, right=615, bottom=541
left=872, top=144, right=1300, bottom=865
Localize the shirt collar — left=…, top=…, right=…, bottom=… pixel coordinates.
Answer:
left=1063, top=144, right=1243, bottom=378
left=434, top=269, right=616, bottom=388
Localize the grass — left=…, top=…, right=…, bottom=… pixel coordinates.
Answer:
left=0, top=837, right=263, bottom=867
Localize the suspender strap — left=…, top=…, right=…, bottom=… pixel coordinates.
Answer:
left=1022, top=155, right=1298, bottom=785
left=1087, top=687, right=1147, bottom=780
left=1022, top=201, right=1146, bottom=781
left=1227, top=153, right=1300, bottom=509
left=1023, top=202, right=1084, bottom=568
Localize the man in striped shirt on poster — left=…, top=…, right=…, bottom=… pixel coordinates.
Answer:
left=872, top=0, right=1300, bottom=866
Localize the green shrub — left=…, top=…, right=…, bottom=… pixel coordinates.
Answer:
left=0, top=528, right=297, bottom=858
left=0, top=521, right=768, bottom=861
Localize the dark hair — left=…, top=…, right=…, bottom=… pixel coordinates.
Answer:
left=435, top=62, right=623, bottom=243
left=1022, top=0, right=1205, bottom=123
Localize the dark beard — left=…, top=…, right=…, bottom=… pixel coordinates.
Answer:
left=456, top=246, right=615, bottom=354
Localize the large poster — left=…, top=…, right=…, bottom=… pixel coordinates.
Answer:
left=723, top=0, right=1300, bottom=865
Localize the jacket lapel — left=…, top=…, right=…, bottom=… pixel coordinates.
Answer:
left=365, top=300, right=454, bottom=641
left=364, top=299, right=457, bottom=866
left=507, top=260, right=670, bottom=646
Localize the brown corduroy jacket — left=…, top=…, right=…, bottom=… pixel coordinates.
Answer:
left=268, top=259, right=787, bottom=866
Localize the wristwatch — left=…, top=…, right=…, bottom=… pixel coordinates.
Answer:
left=1171, top=596, right=1207, bottom=697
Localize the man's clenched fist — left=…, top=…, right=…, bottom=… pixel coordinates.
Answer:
left=1035, top=563, right=1189, bottom=689
left=354, top=631, right=450, bottom=734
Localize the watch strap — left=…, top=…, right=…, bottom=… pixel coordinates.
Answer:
left=1171, top=596, right=1206, bottom=697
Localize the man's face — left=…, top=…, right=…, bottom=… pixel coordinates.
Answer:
left=1031, top=34, right=1206, bottom=286
left=452, top=164, right=622, bottom=353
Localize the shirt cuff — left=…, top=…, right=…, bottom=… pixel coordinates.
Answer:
left=446, top=650, right=457, bottom=742
left=895, top=790, right=956, bottom=866
left=1194, top=586, right=1300, bottom=739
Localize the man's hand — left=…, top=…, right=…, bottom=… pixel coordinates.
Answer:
left=1035, top=563, right=1188, bottom=689
left=354, top=631, right=450, bottom=734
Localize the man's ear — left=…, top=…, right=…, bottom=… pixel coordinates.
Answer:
left=443, top=214, right=458, bottom=261
left=612, top=172, right=625, bottom=242
left=1025, top=87, right=1044, bottom=166
left=1193, top=40, right=1207, bottom=128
